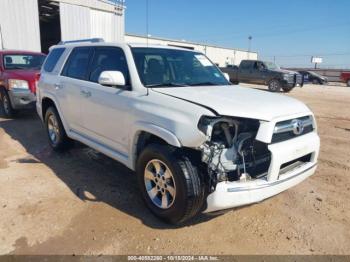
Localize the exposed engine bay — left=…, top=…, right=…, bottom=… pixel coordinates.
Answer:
left=198, top=116, right=271, bottom=192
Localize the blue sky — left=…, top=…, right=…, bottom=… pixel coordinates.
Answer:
left=124, top=0, right=350, bottom=68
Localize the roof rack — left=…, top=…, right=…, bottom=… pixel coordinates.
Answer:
left=58, top=38, right=105, bottom=45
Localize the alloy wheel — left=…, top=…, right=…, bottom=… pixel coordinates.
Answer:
left=144, top=159, right=176, bottom=209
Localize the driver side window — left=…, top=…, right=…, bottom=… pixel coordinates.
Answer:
left=88, top=47, right=130, bottom=86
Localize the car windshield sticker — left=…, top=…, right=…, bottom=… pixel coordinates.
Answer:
left=195, top=55, right=212, bottom=67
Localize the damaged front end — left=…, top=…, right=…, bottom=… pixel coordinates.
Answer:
left=198, top=116, right=271, bottom=193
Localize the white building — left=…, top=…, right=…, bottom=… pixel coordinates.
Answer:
left=0, top=0, right=257, bottom=65
left=125, top=34, right=258, bottom=67
left=0, top=0, right=125, bottom=53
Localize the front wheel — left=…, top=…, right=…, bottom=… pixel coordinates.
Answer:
left=312, top=79, right=320, bottom=85
left=136, top=144, right=204, bottom=224
left=268, top=79, right=281, bottom=92
left=347, top=80, right=350, bottom=87
left=282, top=86, right=294, bottom=92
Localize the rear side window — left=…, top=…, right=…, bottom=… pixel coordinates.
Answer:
left=88, top=47, right=129, bottom=84
left=62, top=47, right=92, bottom=80
left=43, top=48, right=65, bottom=72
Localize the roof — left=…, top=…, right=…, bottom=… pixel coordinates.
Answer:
left=0, top=50, right=46, bottom=56
left=51, top=41, right=198, bottom=52
left=126, top=33, right=258, bottom=54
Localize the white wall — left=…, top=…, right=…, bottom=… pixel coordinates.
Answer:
left=0, top=0, right=41, bottom=51
left=125, top=34, right=258, bottom=67
left=60, top=3, right=124, bottom=42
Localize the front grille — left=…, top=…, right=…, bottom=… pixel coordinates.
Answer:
left=272, top=116, right=314, bottom=143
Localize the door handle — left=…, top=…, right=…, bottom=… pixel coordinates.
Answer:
left=54, top=83, right=62, bottom=90
left=80, top=90, right=91, bottom=97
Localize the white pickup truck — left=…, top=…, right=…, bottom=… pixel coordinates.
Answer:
left=37, top=39, right=320, bottom=224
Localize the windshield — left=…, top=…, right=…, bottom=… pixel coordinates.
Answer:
left=3, top=54, right=46, bottom=70
left=264, top=62, right=280, bottom=70
left=131, top=47, right=230, bottom=87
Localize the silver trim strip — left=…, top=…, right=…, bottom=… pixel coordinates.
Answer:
left=227, top=163, right=317, bottom=192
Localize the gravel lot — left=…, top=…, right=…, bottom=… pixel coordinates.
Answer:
left=0, top=84, right=349, bottom=255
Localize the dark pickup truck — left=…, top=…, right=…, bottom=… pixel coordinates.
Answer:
left=221, top=60, right=303, bottom=92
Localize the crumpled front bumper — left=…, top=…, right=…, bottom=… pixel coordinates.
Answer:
left=8, top=89, right=36, bottom=110
left=204, top=131, right=320, bottom=213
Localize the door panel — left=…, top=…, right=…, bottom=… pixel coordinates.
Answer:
left=79, top=83, right=134, bottom=154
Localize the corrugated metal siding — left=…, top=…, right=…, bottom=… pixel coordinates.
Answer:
left=60, top=2, right=124, bottom=42
left=60, top=3, right=91, bottom=41
left=0, top=0, right=41, bottom=51
left=91, top=9, right=124, bottom=42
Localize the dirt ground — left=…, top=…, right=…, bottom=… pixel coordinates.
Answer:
left=0, top=83, right=349, bottom=255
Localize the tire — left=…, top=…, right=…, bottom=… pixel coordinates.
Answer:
left=0, top=89, right=17, bottom=118
left=282, top=86, right=294, bottom=92
left=268, top=79, right=281, bottom=92
left=347, top=80, right=350, bottom=87
left=44, top=106, right=71, bottom=151
left=136, top=144, right=204, bottom=224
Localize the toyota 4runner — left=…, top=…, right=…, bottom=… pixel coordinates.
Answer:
left=37, top=39, right=320, bottom=224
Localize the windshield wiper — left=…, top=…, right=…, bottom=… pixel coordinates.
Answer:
left=189, top=82, right=219, bottom=86
left=146, top=82, right=189, bottom=88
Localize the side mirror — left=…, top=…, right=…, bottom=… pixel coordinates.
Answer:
left=223, top=73, right=230, bottom=81
left=98, top=71, right=125, bottom=87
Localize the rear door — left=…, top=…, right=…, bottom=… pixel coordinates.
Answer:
left=239, top=60, right=254, bottom=83
left=59, top=47, right=93, bottom=133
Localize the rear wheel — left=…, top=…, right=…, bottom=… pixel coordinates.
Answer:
left=136, top=144, right=204, bottom=224
left=268, top=79, right=281, bottom=92
left=347, top=80, right=350, bottom=87
left=0, top=89, right=16, bottom=118
left=44, top=106, right=71, bottom=151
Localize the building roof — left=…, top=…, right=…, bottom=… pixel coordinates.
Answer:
left=126, top=33, right=257, bottom=54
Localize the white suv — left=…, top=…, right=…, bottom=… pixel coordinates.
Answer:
left=37, top=39, right=320, bottom=224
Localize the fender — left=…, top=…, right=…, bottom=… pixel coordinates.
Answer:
left=129, top=121, right=182, bottom=170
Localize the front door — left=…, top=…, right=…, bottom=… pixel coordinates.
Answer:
left=79, top=46, right=133, bottom=155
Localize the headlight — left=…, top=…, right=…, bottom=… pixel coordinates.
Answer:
left=198, top=115, right=260, bottom=147
left=8, top=79, right=29, bottom=90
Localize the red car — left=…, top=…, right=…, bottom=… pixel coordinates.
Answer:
left=340, top=72, right=350, bottom=87
left=0, top=50, right=46, bottom=117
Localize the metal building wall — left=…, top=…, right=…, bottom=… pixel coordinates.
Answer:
left=60, top=3, right=91, bottom=40
left=60, top=2, right=125, bottom=42
left=125, top=34, right=258, bottom=67
left=90, top=9, right=124, bottom=42
left=0, top=0, right=41, bottom=51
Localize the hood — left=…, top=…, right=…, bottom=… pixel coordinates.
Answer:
left=5, top=69, right=40, bottom=92
left=152, top=85, right=310, bottom=121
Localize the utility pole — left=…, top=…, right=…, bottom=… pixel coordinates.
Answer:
left=146, top=0, right=149, bottom=46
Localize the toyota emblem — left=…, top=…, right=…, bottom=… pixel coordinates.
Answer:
left=292, top=119, right=304, bottom=135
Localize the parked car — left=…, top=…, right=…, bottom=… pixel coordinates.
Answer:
left=221, top=60, right=304, bottom=92
left=298, top=70, right=328, bottom=85
left=37, top=40, right=320, bottom=224
left=340, top=72, right=350, bottom=87
left=0, top=50, right=46, bottom=117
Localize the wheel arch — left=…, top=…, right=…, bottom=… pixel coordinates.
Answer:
left=40, top=95, right=70, bottom=135
left=130, top=122, right=182, bottom=170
